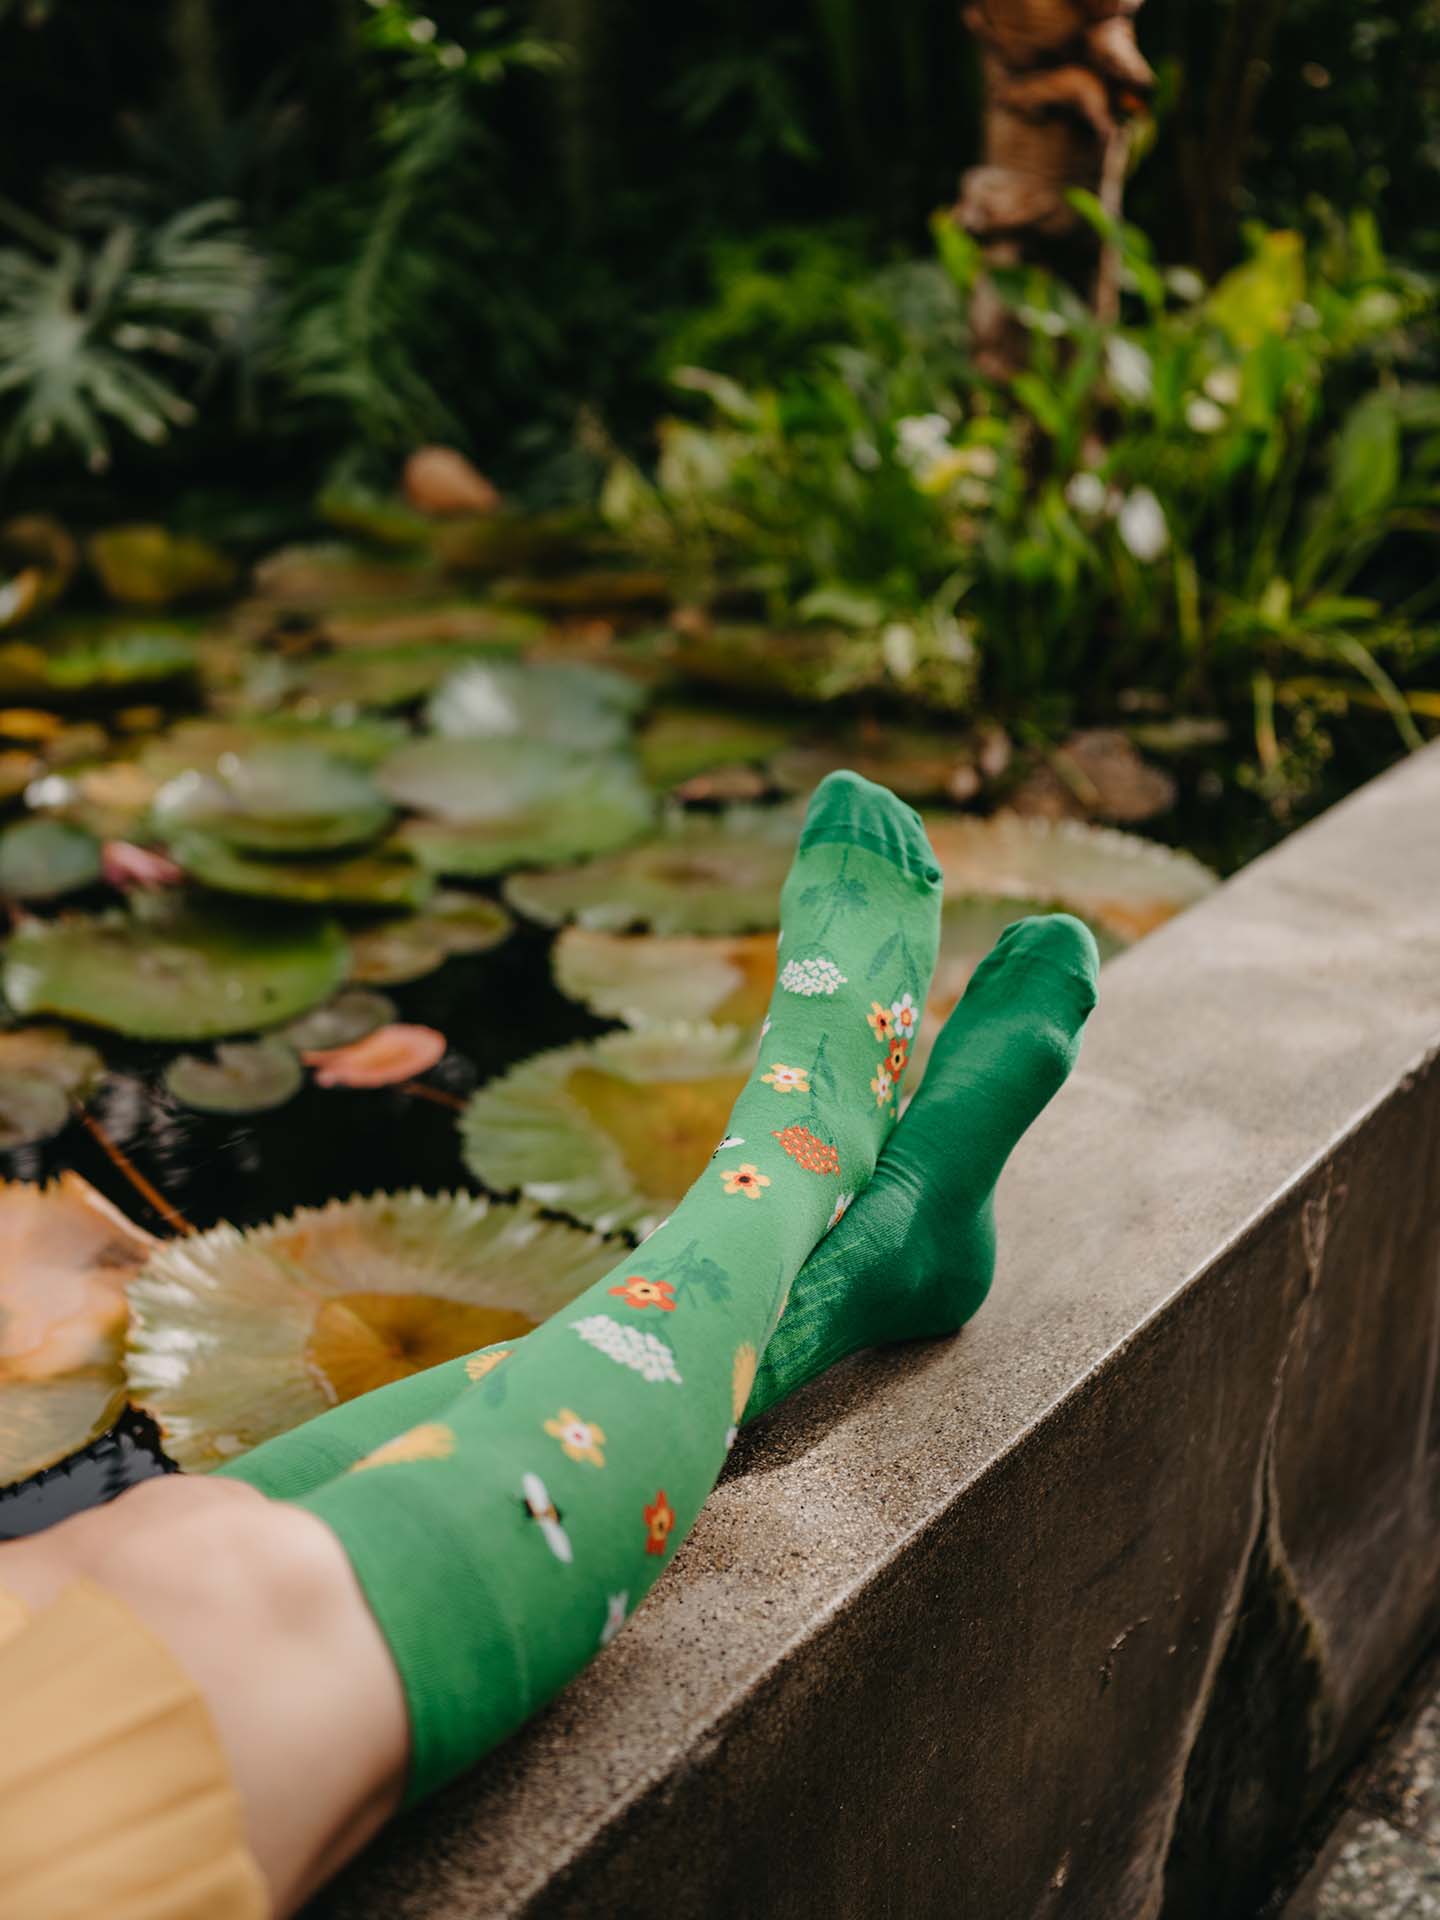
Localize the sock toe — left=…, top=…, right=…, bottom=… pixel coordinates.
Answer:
left=975, top=912, right=1099, bottom=1008
left=799, top=770, right=941, bottom=885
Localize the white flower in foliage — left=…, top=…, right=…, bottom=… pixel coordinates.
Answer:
left=1117, top=487, right=1169, bottom=563
left=1185, top=395, right=1226, bottom=435
left=1105, top=336, right=1153, bottom=403
left=1065, top=471, right=1108, bottom=519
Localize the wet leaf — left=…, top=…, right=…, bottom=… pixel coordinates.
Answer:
left=461, top=1023, right=754, bottom=1237
left=169, top=830, right=433, bottom=909
left=922, top=811, right=1217, bottom=941
left=637, top=705, right=791, bottom=789
left=303, top=1022, right=446, bottom=1088
left=426, top=660, right=645, bottom=753
left=4, top=899, right=349, bottom=1040
left=164, top=1038, right=304, bottom=1115
left=0, top=1174, right=156, bottom=1486
left=346, top=892, right=512, bottom=984
left=282, top=990, right=396, bottom=1053
left=125, top=1190, right=616, bottom=1469
left=554, top=928, right=776, bottom=1029
left=0, top=820, right=102, bottom=900
left=506, top=803, right=803, bottom=935
left=152, top=749, right=392, bottom=856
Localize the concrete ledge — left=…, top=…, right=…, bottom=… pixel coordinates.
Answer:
left=316, top=747, right=1440, bottom=1920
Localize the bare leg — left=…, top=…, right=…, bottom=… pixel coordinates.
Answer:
left=0, top=1476, right=407, bottom=1917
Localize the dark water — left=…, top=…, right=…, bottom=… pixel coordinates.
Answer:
left=0, top=902, right=608, bottom=1538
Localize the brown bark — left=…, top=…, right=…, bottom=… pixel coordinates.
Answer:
left=955, top=0, right=1153, bottom=373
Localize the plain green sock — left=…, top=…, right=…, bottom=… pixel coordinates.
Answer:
left=271, top=772, right=943, bottom=1798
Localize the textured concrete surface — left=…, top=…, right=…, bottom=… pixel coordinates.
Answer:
left=315, top=746, right=1440, bottom=1920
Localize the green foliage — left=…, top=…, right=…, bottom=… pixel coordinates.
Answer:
left=0, top=196, right=262, bottom=470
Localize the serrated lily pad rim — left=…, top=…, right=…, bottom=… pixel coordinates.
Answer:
left=125, top=1189, right=621, bottom=1470
left=461, top=1021, right=755, bottom=1239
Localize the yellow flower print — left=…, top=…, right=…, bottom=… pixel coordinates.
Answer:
left=544, top=1406, right=607, bottom=1467
left=721, top=1162, right=771, bottom=1199
left=760, top=1062, right=810, bottom=1095
left=731, top=1342, right=758, bottom=1423
left=866, top=1001, right=896, bottom=1042
left=351, top=1422, right=456, bottom=1471
left=465, top=1349, right=511, bottom=1381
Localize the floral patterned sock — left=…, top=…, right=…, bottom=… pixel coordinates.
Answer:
left=274, top=772, right=942, bottom=1800
left=225, top=912, right=1097, bottom=1499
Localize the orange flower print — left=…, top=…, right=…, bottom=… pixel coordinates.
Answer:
left=644, top=1488, right=676, bottom=1556
left=870, top=1065, right=894, bottom=1107
left=886, top=1038, right=909, bottom=1080
left=772, top=1124, right=841, bottom=1175
left=544, top=1407, right=607, bottom=1467
left=465, top=1349, right=510, bottom=1381
left=866, top=1001, right=895, bottom=1042
left=721, top=1161, right=771, bottom=1199
left=760, top=1062, right=809, bottom=1095
left=609, top=1275, right=677, bottom=1312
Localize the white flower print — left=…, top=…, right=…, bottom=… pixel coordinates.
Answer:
left=601, top=1591, right=629, bottom=1647
left=521, top=1472, right=573, bottom=1563
left=572, top=1313, right=683, bottom=1385
left=779, top=954, right=848, bottom=997
left=826, top=1191, right=855, bottom=1232
left=714, top=1134, right=744, bottom=1154
left=870, top=1065, right=894, bottom=1107
left=889, top=992, right=917, bottom=1040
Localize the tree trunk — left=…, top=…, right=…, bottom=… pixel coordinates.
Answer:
left=955, top=0, right=1153, bottom=374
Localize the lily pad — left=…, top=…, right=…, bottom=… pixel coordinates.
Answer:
left=637, top=705, right=792, bottom=790
left=152, top=749, right=392, bottom=855
left=505, top=803, right=803, bottom=935
left=141, top=716, right=409, bottom=783
left=922, top=811, right=1218, bottom=942
left=322, top=602, right=541, bottom=652
left=0, top=1174, right=156, bottom=1486
left=125, top=1189, right=618, bottom=1470
left=249, top=645, right=499, bottom=712
left=0, top=1026, right=104, bottom=1101
left=773, top=725, right=981, bottom=804
left=252, top=542, right=442, bottom=605
left=89, top=525, right=237, bottom=607
left=383, top=743, right=654, bottom=877
left=3, top=899, right=350, bottom=1040
left=0, top=1074, right=70, bottom=1151
left=555, top=928, right=776, bottom=1029
left=426, top=660, right=645, bottom=753
left=43, top=631, right=199, bottom=695
left=347, top=892, right=513, bottom=984
left=169, top=830, right=433, bottom=909
left=461, top=1023, right=754, bottom=1237
left=282, top=990, right=396, bottom=1052
left=0, top=820, right=102, bottom=900
left=164, top=1038, right=304, bottom=1115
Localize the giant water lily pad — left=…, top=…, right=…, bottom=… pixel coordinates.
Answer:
left=0, top=1025, right=105, bottom=1147
left=426, top=660, right=645, bottom=753
left=169, top=830, right=433, bottom=909
left=0, top=820, right=102, bottom=899
left=42, top=631, right=198, bottom=695
left=461, top=1023, right=754, bottom=1237
left=125, top=1190, right=618, bottom=1469
left=252, top=542, right=441, bottom=605
left=774, top=725, right=981, bottom=804
left=323, top=602, right=541, bottom=651
left=89, top=526, right=237, bottom=606
left=347, top=891, right=512, bottom=984
left=3, top=899, right=349, bottom=1040
left=0, top=1174, right=156, bottom=1486
left=164, top=1038, right=304, bottom=1115
left=923, top=811, right=1217, bottom=941
left=555, top=928, right=776, bottom=1029
left=637, top=705, right=792, bottom=790
left=505, top=804, right=803, bottom=935
left=152, top=749, right=392, bottom=855
left=141, top=716, right=409, bottom=783
left=383, top=742, right=654, bottom=876
left=249, top=645, right=499, bottom=712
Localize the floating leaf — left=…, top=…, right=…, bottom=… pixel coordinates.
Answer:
left=0, top=1074, right=69, bottom=1150
left=125, top=1190, right=617, bottom=1469
left=347, top=891, right=512, bottom=984
left=4, top=899, right=349, bottom=1040
left=248, top=645, right=499, bottom=712
left=0, top=820, right=101, bottom=900
left=164, top=1038, right=303, bottom=1115
left=0, top=1174, right=156, bottom=1486
left=506, top=804, right=802, bottom=935
left=461, top=1023, right=753, bottom=1237
left=141, top=715, right=409, bottom=783
left=555, top=928, right=776, bottom=1029
left=252, top=542, right=441, bottom=605
left=321, top=601, right=539, bottom=651
left=773, top=725, right=980, bottom=804
left=0, top=1026, right=104, bottom=1101
left=384, top=743, right=654, bottom=877
left=922, top=811, right=1217, bottom=941
left=303, top=1023, right=446, bottom=1088
left=168, top=830, right=433, bottom=909
left=34, top=630, right=198, bottom=696
left=282, top=990, right=396, bottom=1053
left=637, top=705, right=792, bottom=789
left=152, top=750, right=392, bottom=855
left=426, top=660, right=645, bottom=753
left=89, top=526, right=237, bottom=607
left=29, top=761, right=158, bottom=842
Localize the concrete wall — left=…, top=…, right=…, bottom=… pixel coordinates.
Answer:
left=317, top=746, right=1440, bottom=1920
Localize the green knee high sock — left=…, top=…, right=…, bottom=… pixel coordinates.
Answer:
left=277, top=773, right=943, bottom=1799
left=226, top=912, right=1098, bottom=1495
